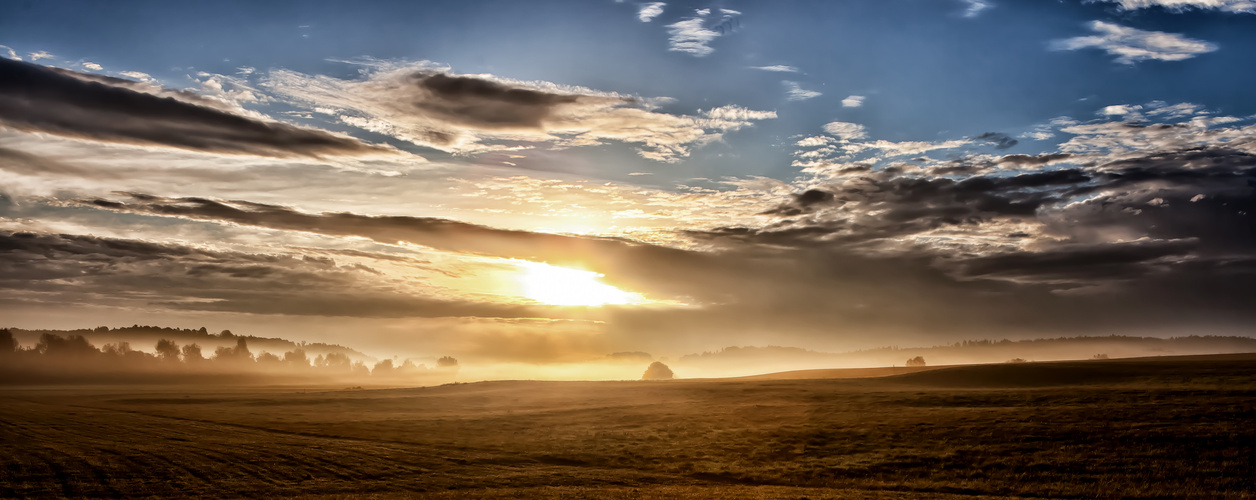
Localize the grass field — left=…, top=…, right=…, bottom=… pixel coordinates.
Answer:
left=3, top=355, right=1255, bottom=499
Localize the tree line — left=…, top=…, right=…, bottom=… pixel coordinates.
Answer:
left=0, top=329, right=457, bottom=385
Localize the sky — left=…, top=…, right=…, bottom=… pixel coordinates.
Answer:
left=2, top=0, right=1255, bottom=376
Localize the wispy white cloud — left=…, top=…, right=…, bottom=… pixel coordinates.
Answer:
left=795, top=136, right=832, bottom=147
left=0, top=45, right=18, bottom=60
left=961, top=0, right=992, bottom=17
left=1087, top=0, right=1256, bottom=13
left=666, top=15, right=720, bottom=56
left=638, top=2, right=666, bottom=22
left=783, top=81, right=822, bottom=101
left=822, top=122, right=867, bottom=141
left=751, top=65, right=799, bottom=73
left=1145, top=101, right=1204, bottom=118
left=1099, top=104, right=1142, bottom=116
left=28, top=51, right=54, bottom=61
left=664, top=8, right=739, bottom=57
left=81, top=61, right=103, bottom=71
left=118, top=70, right=156, bottom=83
left=841, top=95, right=865, bottom=108
left=1050, top=21, right=1217, bottom=64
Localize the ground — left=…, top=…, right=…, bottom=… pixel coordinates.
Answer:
left=2, top=355, right=1255, bottom=499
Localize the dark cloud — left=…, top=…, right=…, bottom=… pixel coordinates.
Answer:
left=409, top=72, right=589, bottom=130
left=998, top=153, right=1073, bottom=167
left=954, top=239, right=1197, bottom=282
left=83, top=193, right=696, bottom=271
left=39, top=131, right=1256, bottom=347
left=263, top=64, right=771, bottom=161
left=763, top=189, right=835, bottom=216
left=69, top=184, right=1254, bottom=344
left=0, top=58, right=389, bottom=158
left=976, top=132, right=1018, bottom=150
left=665, top=141, right=1256, bottom=342
left=0, top=231, right=546, bottom=320
left=0, top=146, right=109, bottom=178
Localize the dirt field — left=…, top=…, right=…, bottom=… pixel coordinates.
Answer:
left=3, top=355, right=1255, bottom=499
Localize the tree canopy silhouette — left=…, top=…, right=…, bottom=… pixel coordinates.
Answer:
left=642, top=361, right=674, bottom=380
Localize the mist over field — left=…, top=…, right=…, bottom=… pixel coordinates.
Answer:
left=7, top=325, right=1256, bottom=385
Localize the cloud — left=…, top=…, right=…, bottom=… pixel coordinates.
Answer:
left=1050, top=21, right=1218, bottom=64
left=700, top=105, right=778, bottom=122
left=0, top=231, right=548, bottom=319
left=750, top=107, right=1256, bottom=306
left=1100, top=104, right=1142, bottom=116
left=783, top=81, right=822, bottom=101
left=822, top=122, right=868, bottom=141
left=0, top=146, right=109, bottom=178
left=1087, top=0, right=1256, bottom=13
left=117, top=71, right=156, bottom=83
left=82, top=194, right=691, bottom=273
left=27, top=51, right=53, bottom=61
left=841, top=95, right=865, bottom=108
left=961, top=0, right=992, bottom=17
left=751, top=65, right=799, bottom=73
left=666, top=16, right=720, bottom=56
left=0, top=46, right=18, bottom=60
left=975, top=132, right=1018, bottom=149
left=665, top=8, right=739, bottom=57
left=81, top=62, right=103, bottom=71
left=0, top=58, right=391, bottom=158
left=638, top=2, right=665, bottom=22
left=263, top=63, right=774, bottom=162
left=21, top=98, right=1256, bottom=345
left=10, top=101, right=1256, bottom=355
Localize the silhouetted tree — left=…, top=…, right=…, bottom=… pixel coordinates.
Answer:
left=283, top=349, right=309, bottom=368
left=181, top=343, right=204, bottom=363
left=642, top=361, right=674, bottom=380
left=397, top=359, right=426, bottom=375
left=214, top=338, right=252, bottom=363
left=1006, top=358, right=1028, bottom=363
left=437, top=356, right=458, bottom=368
left=906, top=356, right=926, bottom=367
left=318, top=352, right=353, bottom=371
left=0, top=329, right=16, bottom=355
left=256, top=352, right=282, bottom=365
left=37, top=334, right=96, bottom=359
left=373, top=359, right=396, bottom=376
left=155, top=339, right=181, bottom=362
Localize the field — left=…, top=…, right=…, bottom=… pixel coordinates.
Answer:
left=3, top=355, right=1255, bottom=499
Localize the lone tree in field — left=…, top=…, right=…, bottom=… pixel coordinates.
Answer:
left=642, top=361, right=674, bottom=380
left=905, top=356, right=926, bottom=367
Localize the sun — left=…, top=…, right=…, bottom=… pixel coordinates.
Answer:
left=516, top=261, right=643, bottom=306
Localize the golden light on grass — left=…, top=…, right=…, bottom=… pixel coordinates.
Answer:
left=516, top=261, right=644, bottom=306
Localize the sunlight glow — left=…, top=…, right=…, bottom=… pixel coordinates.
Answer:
left=517, top=261, right=644, bottom=306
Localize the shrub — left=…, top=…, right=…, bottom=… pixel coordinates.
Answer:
left=642, top=361, right=674, bottom=380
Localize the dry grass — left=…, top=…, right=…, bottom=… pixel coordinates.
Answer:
left=3, top=356, right=1255, bottom=499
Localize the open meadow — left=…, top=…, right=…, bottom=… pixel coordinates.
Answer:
left=3, top=355, right=1255, bottom=499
